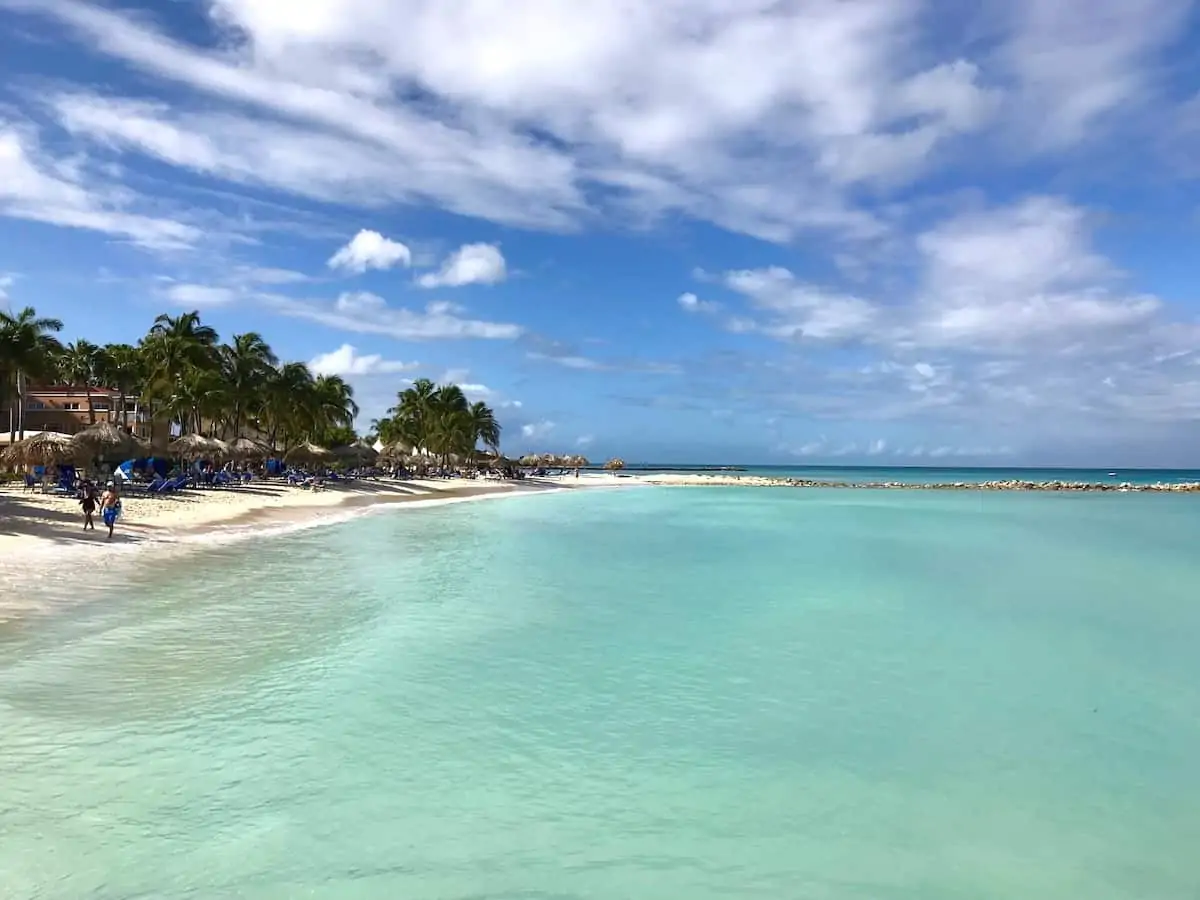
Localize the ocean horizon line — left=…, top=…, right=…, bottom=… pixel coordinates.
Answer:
left=613, top=463, right=1200, bottom=472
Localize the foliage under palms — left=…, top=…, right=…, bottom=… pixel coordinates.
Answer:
left=98, top=343, right=144, bottom=429
left=376, top=380, right=503, bottom=465
left=2, top=307, right=511, bottom=464
left=0, top=306, right=64, bottom=441
left=59, top=340, right=102, bottom=425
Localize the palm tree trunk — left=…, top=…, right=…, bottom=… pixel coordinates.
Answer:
left=16, top=369, right=26, bottom=441
left=119, top=391, right=128, bottom=429
left=85, top=384, right=96, bottom=425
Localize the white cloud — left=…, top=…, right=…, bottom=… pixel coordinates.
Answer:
left=16, top=0, right=1170, bottom=247
left=437, top=369, right=523, bottom=408
left=575, top=435, right=594, bottom=448
left=328, top=229, right=412, bottom=273
left=521, top=420, right=556, bottom=440
left=308, top=344, right=418, bottom=377
left=0, top=124, right=199, bottom=250
left=706, top=196, right=1171, bottom=359
left=0, top=273, right=14, bottom=300
left=907, top=196, right=1160, bottom=349
left=999, top=0, right=1191, bottom=150
left=867, top=438, right=888, bottom=455
left=417, top=243, right=506, bottom=288
left=721, top=267, right=878, bottom=341
left=164, top=283, right=236, bottom=306
left=677, top=292, right=720, bottom=314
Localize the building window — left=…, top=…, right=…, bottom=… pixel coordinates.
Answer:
left=64, top=403, right=80, bottom=411
left=92, top=404, right=110, bottom=412
left=27, top=401, right=46, bottom=410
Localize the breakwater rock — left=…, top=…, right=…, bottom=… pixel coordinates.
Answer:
left=642, top=475, right=1200, bottom=492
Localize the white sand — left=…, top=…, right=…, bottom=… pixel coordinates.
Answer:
left=0, top=478, right=549, bottom=560
left=0, top=472, right=661, bottom=619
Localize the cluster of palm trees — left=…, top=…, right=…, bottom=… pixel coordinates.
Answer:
left=371, top=378, right=502, bottom=467
left=1, top=306, right=365, bottom=452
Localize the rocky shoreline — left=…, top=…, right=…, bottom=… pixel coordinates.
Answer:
left=645, top=476, right=1200, bottom=492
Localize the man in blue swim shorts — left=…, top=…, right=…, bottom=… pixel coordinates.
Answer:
left=100, top=480, right=122, bottom=540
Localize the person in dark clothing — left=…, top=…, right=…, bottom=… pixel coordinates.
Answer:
left=79, top=481, right=98, bottom=531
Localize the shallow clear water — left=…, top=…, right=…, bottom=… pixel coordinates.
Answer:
left=3, top=487, right=1200, bottom=898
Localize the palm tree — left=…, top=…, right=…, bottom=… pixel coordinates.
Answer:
left=140, top=311, right=219, bottom=438
left=466, top=401, right=502, bottom=454
left=389, top=378, right=438, bottom=451
left=60, top=339, right=102, bottom=425
left=313, top=375, right=358, bottom=431
left=219, top=332, right=278, bottom=438
left=141, top=311, right=218, bottom=389
left=385, top=381, right=501, bottom=467
left=0, top=306, right=64, bottom=441
left=99, top=343, right=144, bottom=430
left=163, top=365, right=229, bottom=436
left=1, top=307, right=505, bottom=473
left=424, top=384, right=469, bottom=465
left=259, top=362, right=316, bottom=450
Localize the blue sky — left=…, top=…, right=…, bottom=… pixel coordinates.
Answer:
left=2, top=0, right=1200, bottom=466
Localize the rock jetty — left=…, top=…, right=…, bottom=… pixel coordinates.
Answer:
left=640, top=474, right=1200, bottom=492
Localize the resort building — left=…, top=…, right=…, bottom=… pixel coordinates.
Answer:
left=0, top=385, right=152, bottom=443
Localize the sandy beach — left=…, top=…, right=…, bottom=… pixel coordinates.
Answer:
left=0, top=472, right=631, bottom=620
left=0, top=473, right=628, bottom=560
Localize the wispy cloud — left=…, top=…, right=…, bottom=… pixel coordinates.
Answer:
left=520, top=420, right=556, bottom=440
left=0, top=124, right=199, bottom=250
left=162, top=283, right=236, bottom=307
left=525, top=337, right=682, bottom=375
left=12, top=0, right=1186, bottom=246
left=263, top=291, right=523, bottom=342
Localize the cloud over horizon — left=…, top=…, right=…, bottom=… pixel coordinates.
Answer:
left=1, top=0, right=1198, bottom=464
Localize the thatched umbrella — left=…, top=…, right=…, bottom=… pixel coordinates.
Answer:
left=72, top=422, right=139, bottom=459
left=475, top=450, right=511, bottom=467
left=567, top=454, right=590, bottom=467
left=208, top=437, right=231, bottom=459
left=128, top=433, right=153, bottom=457
left=226, top=436, right=271, bottom=460
left=604, top=457, right=626, bottom=471
left=284, top=441, right=334, bottom=465
left=334, top=441, right=378, bottom=464
left=169, top=433, right=219, bottom=459
left=379, top=440, right=413, bottom=460
left=1, top=431, right=81, bottom=468
left=518, top=454, right=540, bottom=467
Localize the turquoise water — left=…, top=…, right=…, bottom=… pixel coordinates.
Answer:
left=3, top=487, right=1200, bottom=898
left=636, top=465, right=1200, bottom=485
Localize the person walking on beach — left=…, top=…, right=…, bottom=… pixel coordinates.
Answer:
left=79, top=480, right=98, bottom=531
left=100, top=480, right=122, bottom=540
